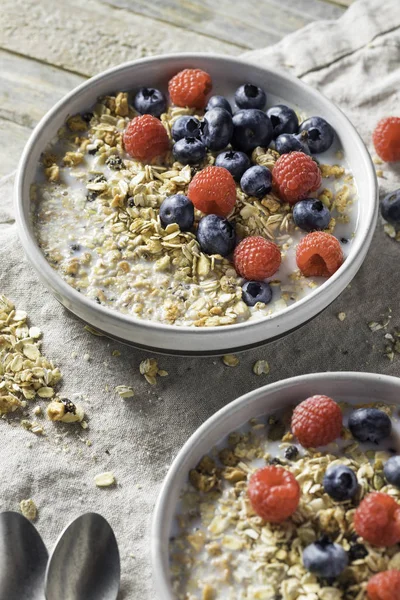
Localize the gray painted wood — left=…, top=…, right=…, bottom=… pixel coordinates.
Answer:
left=0, top=0, right=351, bottom=175
left=97, top=0, right=344, bottom=50
left=0, top=0, right=241, bottom=78
left=0, top=50, right=85, bottom=129
left=0, top=119, right=31, bottom=177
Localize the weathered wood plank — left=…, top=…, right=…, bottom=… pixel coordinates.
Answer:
left=97, top=0, right=344, bottom=50
left=0, top=50, right=85, bottom=129
left=0, top=0, right=241, bottom=79
left=277, top=0, right=345, bottom=19
left=0, top=50, right=86, bottom=176
left=0, top=119, right=32, bottom=177
left=323, top=0, right=354, bottom=6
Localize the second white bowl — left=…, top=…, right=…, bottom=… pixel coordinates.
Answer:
left=152, top=371, right=400, bottom=598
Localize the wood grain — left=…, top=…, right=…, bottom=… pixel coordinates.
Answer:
left=0, top=119, right=32, bottom=177
left=0, top=0, right=351, bottom=176
left=97, top=0, right=344, bottom=49
left=0, top=50, right=85, bottom=129
left=0, top=0, right=241, bottom=79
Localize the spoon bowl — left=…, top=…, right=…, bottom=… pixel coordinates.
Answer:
left=45, top=513, right=120, bottom=600
left=0, top=511, right=48, bottom=600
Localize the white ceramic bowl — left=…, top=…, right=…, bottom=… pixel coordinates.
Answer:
left=15, top=53, right=378, bottom=355
left=152, top=371, right=400, bottom=598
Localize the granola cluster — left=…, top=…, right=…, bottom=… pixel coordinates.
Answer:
left=170, top=403, right=400, bottom=600
left=33, top=93, right=355, bottom=327
left=0, top=295, right=84, bottom=430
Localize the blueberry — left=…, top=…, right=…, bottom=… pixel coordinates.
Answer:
left=206, top=95, right=232, bottom=115
left=159, top=194, right=194, bottom=231
left=171, top=116, right=201, bottom=141
left=172, top=137, right=206, bottom=165
left=215, top=150, right=251, bottom=181
left=293, top=199, right=331, bottom=232
left=242, top=281, right=272, bottom=306
left=266, top=104, right=299, bottom=139
left=235, top=84, right=266, bottom=110
left=200, top=108, right=233, bottom=151
left=299, top=116, right=335, bottom=154
left=133, top=87, right=166, bottom=118
left=303, top=537, right=349, bottom=579
left=381, top=189, right=400, bottom=225
left=197, top=215, right=236, bottom=257
left=240, top=166, right=272, bottom=198
left=232, top=109, right=273, bottom=153
left=348, top=408, right=392, bottom=443
left=284, top=445, right=299, bottom=461
left=275, top=133, right=309, bottom=155
left=323, top=465, right=359, bottom=501
left=384, top=456, right=400, bottom=488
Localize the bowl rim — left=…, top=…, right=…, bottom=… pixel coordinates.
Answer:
left=151, top=370, right=400, bottom=598
left=14, top=52, right=378, bottom=341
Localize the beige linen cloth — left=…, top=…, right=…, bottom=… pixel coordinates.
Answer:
left=1, top=0, right=400, bottom=597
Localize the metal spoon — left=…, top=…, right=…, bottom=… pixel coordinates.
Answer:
left=0, top=511, right=48, bottom=600
left=45, top=513, right=120, bottom=600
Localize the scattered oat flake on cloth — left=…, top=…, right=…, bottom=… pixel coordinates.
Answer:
left=115, top=385, right=135, bottom=398
left=222, top=354, right=240, bottom=367
left=20, top=498, right=38, bottom=521
left=0, top=295, right=62, bottom=416
left=94, top=472, right=116, bottom=487
left=83, top=324, right=104, bottom=336
left=139, top=358, right=168, bottom=385
left=253, top=360, right=270, bottom=375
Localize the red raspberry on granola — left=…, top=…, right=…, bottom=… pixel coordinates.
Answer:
left=272, top=151, right=321, bottom=204
left=354, top=492, right=400, bottom=547
left=168, top=68, right=212, bottom=109
left=367, top=570, right=400, bottom=600
left=248, top=466, right=300, bottom=523
left=291, top=395, right=343, bottom=448
left=123, top=114, right=170, bottom=163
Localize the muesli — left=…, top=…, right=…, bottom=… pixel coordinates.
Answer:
left=170, top=395, right=400, bottom=599
left=33, top=69, right=357, bottom=327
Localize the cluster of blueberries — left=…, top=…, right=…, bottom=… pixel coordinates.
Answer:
left=133, top=87, right=400, bottom=232
left=132, top=84, right=336, bottom=307
left=296, top=407, right=400, bottom=580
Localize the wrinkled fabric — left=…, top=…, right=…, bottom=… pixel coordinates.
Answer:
left=1, top=0, right=400, bottom=597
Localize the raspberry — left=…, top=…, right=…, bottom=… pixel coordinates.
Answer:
left=233, top=236, right=281, bottom=280
left=296, top=231, right=343, bottom=277
left=123, top=114, right=170, bottom=163
left=168, top=69, right=212, bottom=109
left=291, top=395, right=343, bottom=448
left=354, top=493, right=400, bottom=547
left=367, top=570, right=400, bottom=600
left=187, top=166, right=236, bottom=217
left=248, top=466, right=300, bottom=523
left=373, top=117, right=400, bottom=162
left=272, top=151, right=321, bottom=204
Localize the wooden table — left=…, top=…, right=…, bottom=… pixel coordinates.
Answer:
left=0, top=0, right=352, bottom=177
